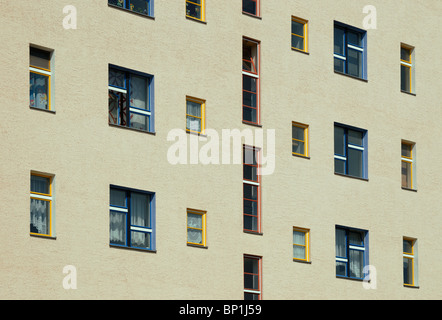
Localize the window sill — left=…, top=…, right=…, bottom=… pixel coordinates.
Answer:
left=187, top=243, right=208, bottom=249
left=242, top=12, right=262, bottom=20
left=404, top=284, right=419, bottom=289
left=334, top=70, right=368, bottom=82
left=185, top=16, right=207, bottom=24
left=293, top=259, right=312, bottom=264
left=292, top=153, right=310, bottom=160
left=186, top=130, right=207, bottom=138
left=109, top=244, right=157, bottom=253
left=242, top=121, right=262, bottom=128
left=401, top=186, right=417, bottom=192
left=30, top=106, right=56, bottom=114
left=108, top=4, right=154, bottom=20
left=30, top=233, right=56, bottom=240
left=336, top=275, right=366, bottom=282
left=401, top=90, right=416, bottom=96
left=291, top=48, right=309, bottom=55
left=334, top=172, right=368, bottom=182
left=243, top=230, right=263, bottom=236
left=109, top=123, right=156, bottom=135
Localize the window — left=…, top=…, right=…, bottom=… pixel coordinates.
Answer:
left=30, top=47, right=52, bottom=110
left=401, top=141, right=415, bottom=189
left=242, top=38, right=260, bottom=125
left=292, top=122, right=309, bottom=157
left=108, top=0, right=152, bottom=16
left=334, top=123, right=367, bottom=179
left=30, top=173, right=54, bottom=237
left=243, top=0, right=259, bottom=17
left=109, top=186, right=156, bottom=251
left=186, top=0, right=205, bottom=21
left=186, top=97, right=205, bottom=134
left=291, top=17, right=308, bottom=52
left=401, top=44, right=415, bottom=93
left=244, top=255, right=261, bottom=300
left=335, top=226, right=368, bottom=280
left=293, top=227, right=310, bottom=262
left=334, top=22, right=367, bottom=79
left=187, top=209, right=207, bottom=247
left=243, top=146, right=261, bottom=233
left=403, top=237, right=418, bottom=287
left=108, top=66, right=154, bottom=132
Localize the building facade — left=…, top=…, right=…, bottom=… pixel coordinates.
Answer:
left=1, top=0, right=441, bottom=299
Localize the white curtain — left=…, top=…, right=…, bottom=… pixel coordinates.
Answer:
left=130, top=193, right=150, bottom=248
left=293, top=231, right=306, bottom=259
left=30, top=199, right=49, bottom=234
left=187, top=213, right=202, bottom=244
left=335, top=228, right=346, bottom=257
left=109, top=211, right=125, bottom=245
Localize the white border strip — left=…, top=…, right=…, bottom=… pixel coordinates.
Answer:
left=30, top=67, right=51, bottom=76
left=108, top=86, right=127, bottom=94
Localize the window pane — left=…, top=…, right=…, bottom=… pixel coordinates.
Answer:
left=186, top=116, right=201, bottom=132
left=187, top=213, right=202, bottom=229
left=348, top=148, right=363, bottom=178
left=401, top=143, right=412, bottom=158
left=291, top=20, right=304, bottom=36
left=244, top=258, right=259, bottom=289
left=243, top=75, right=257, bottom=94
left=244, top=214, right=258, bottom=231
left=130, top=76, right=148, bottom=110
left=131, top=231, right=150, bottom=248
left=349, top=231, right=363, bottom=246
left=401, top=47, right=411, bottom=62
left=243, top=164, right=257, bottom=181
left=244, top=184, right=258, bottom=200
left=243, top=106, right=257, bottom=123
left=403, top=257, right=413, bottom=285
left=129, top=0, right=149, bottom=15
left=348, top=130, right=363, bottom=146
left=401, top=161, right=412, bottom=188
left=293, top=230, right=306, bottom=245
left=131, top=192, right=150, bottom=228
left=110, top=189, right=126, bottom=207
left=186, top=101, right=201, bottom=117
left=336, top=261, right=347, bottom=277
left=292, top=125, right=305, bottom=141
left=334, top=126, right=345, bottom=155
left=349, top=249, right=364, bottom=278
left=30, top=199, right=50, bottom=234
left=401, top=65, right=411, bottom=92
left=334, top=57, right=345, bottom=73
left=334, top=27, right=345, bottom=55
left=30, top=47, right=50, bottom=69
left=186, top=1, right=202, bottom=19
left=243, top=199, right=258, bottom=216
left=292, top=140, right=305, bottom=155
left=110, top=210, right=126, bottom=245
left=335, top=228, right=347, bottom=258
left=31, top=175, right=50, bottom=194
left=243, top=0, right=257, bottom=15
left=109, top=69, right=126, bottom=88
left=403, top=239, right=413, bottom=254
left=244, top=148, right=257, bottom=165
left=187, top=228, right=203, bottom=244
left=30, top=72, right=49, bottom=110
left=334, top=159, right=345, bottom=174
left=130, top=113, right=149, bottom=131
left=291, top=35, right=304, bottom=51
left=293, top=245, right=306, bottom=260
left=348, top=48, right=362, bottom=78
left=347, top=30, right=362, bottom=47
left=244, top=292, right=260, bottom=300
left=108, top=91, right=128, bottom=126
left=108, top=0, right=123, bottom=7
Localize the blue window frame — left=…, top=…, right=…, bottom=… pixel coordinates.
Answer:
left=334, top=22, right=367, bottom=80
left=108, top=0, right=153, bottom=17
left=109, top=186, right=156, bottom=251
left=334, top=123, right=367, bottom=179
left=335, top=226, right=369, bottom=280
left=108, top=65, right=154, bottom=132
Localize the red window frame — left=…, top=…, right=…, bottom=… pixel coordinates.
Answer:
left=242, top=38, right=260, bottom=125
left=243, top=254, right=262, bottom=300
left=243, top=145, right=261, bottom=233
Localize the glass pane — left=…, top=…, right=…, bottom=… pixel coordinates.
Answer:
left=108, top=0, right=124, bottom=7
left=108, top=91, right=127, bottom=126
left=348, top=48, right=363, bottom=78
left=347, top=30, right=362, bottom=46
left=243, top=148, right=257, bottom=165
left=243, top=199, right=257, bottom=216
left=186, top=116, right=201, bottom=132
left=334, top=126, right=345, bottom=155
left=186, top=100, right=201, bottom=117
left=131, top=231, right=150, bottom=248
left=187, top=229, right=203, bottom=244
left=129, top=0, right=149, bottom=15
left=109, top=69, right=126, bottom=88
left=187, top=213, right=202, bottom=229
left=292, top=125, right=305, bottom=141
left=348, top=129, right=363, bottom=146
left=293, top=230, right=305, bottom=245
left=244, top=184, right=258, bottom=200
left=243, top=106, right=257, bottom=123
left=401, top=143, right=412, bottom=158
left=30, top=47, right=50, bottom=69
left=335, top=228, right=347, bottom=258
left=131, top=192, right=150, bottom=228
left=293, top=245, right=306, bottom=260
left=292, top=140, right=305, bottom=155
left=291, top=20, right=304, bottom=36
left=401, top=161, right=412, bottom=188
left=403, top=258, right=413, bottom=285
left=244, top=258, right=259, bottom=289
left=244, top=292, right=259, bottom=300
left=243, top=75, right=257, bottom=94
left=186, top=1, right=202, bottom=19
left=403, top=239, right=413, bottom=254
left=130, top=76, right=148, bottom=110
left=401, top=65, right=411, bottom=92
left=349, top=231, right=363, bottom=246
left=243, top=164, right=257, bottom=181
left=291, top=35, right=304, bottom=51
left=30, top=199, right=50, bottom=234
left=349, top=249, right=364, bottom=278
left=348, top=148, right=363, bottom=178
left=243, top=0, right=257, bottom=15
left=336, top=261, right=347, bottom=277
left=401, top=47, right=411, bottom=62
left=130, top=113, right=149, bottom=131
left=334, top=57, right=345, bottom=73
left=334, top=27, right=345, bottom=55
left=110, top=210, right=126, bottom=245
left=30, top=72, right=49, bottom=110
left=110, top=189, right=126, bottom=207
left=244, top=214, right=258, bottom=231
left=334, top=159, right=346, bottom=175
left=31, top=175, right=50, bottom=194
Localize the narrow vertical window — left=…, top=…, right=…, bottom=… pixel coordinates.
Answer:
left=243, top=0, right=259, bottom=17
left=30, top=47, right=52, bottom=110
left=186, top=97, right=205, bottom=134
left=187, top=209, right=207, bottom=247
left=186, top=0, right=205, bottom=21
left=244, top=255, right=261, bottom=300
left=243, top=146, right=261, bottom=233
left=403, top=237, right=418, bottom=287
left=401, top=44, right=415, bottom=93
left=401, top=141, right=415, bottom=189
left=336, top=226, right=368, bottom=280
left=291, top=17, right=308, bottom=52
left=30, top=173, right=54, bottom=237
left=292, top=122, right=309, bottom=157
left=293, top=227, right=310, bottom=262
left=242, top=38, right=260, bottom=125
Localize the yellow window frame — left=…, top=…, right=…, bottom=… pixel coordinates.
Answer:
left=293, top=227, right=310, bottom=262
left=30, top=173, right=53, bottom=237
left=186, top=96, right=205, bottom=134
left=186, top=0, right=205, bottom=21
left=400, top=45, right=413, bottom=93
left=187, top=209, right=207, bottom=247
left=291, top=17, right=308, bottom=52
left=403, top=237, right=415, bottom=286
left=292, top=122, right=309, bottom=157
left=401, top=141, right=414, bottom=189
